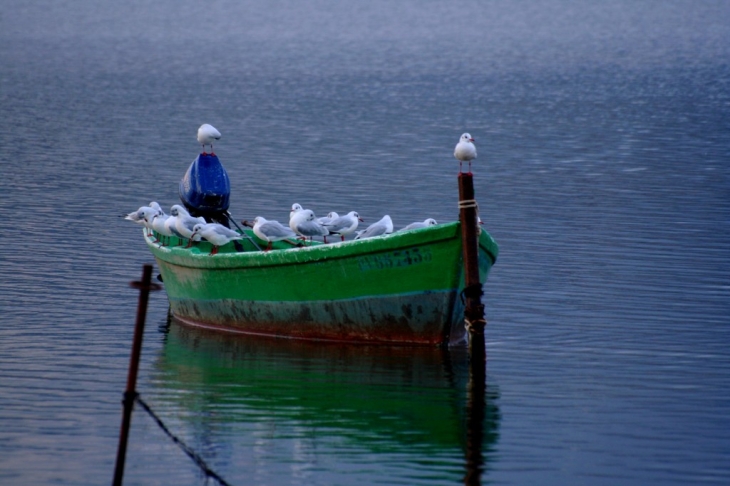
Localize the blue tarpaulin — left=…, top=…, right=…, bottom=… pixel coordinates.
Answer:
left=179, top=154, right=231, bottom=216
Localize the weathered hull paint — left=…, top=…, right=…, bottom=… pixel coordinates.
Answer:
left=168, top=291, right=465, bottom=345
left=146, top=222, right=498, bottom=345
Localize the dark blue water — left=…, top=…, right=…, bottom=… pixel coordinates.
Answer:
left=1, top=1, right=729, bottom=484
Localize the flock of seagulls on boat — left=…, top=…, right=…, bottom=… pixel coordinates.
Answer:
left=124, top=125, right=479, bottom=254
left=125, top=201, right=437, bottom=254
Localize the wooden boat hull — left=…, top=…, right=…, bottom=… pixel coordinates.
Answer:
left=145, top=222, right=498, bottom=345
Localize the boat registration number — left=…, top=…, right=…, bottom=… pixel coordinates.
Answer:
left=357, top=247, right=432, bottom=272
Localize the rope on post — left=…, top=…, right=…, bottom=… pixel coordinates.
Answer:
left=464, top=316, right=487, bottom=335
left=135, top=396, right=233, bottom=486
left=458, top=199, right=479, bottom=209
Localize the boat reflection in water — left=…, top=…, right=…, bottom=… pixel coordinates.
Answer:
left=151, top=319, right=500, bottom=485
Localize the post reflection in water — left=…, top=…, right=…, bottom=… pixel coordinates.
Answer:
left=149, top=318, right=500, bottom=485
left=464, top=343, right=488, bottom=486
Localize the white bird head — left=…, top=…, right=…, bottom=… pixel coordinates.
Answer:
left=425, top=218, right=438, bottom=226
left=197, top=124, right=221, bottom=145
left=190, top=223, right=202, bottom=238
left=140, top=207, right=158, bottom=223
left=460, top=133, right=474, bottom=143
left=170, top=204, right=190, bottom=217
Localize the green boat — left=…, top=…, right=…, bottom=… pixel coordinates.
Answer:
left=145, top=221, right=498, bottom=346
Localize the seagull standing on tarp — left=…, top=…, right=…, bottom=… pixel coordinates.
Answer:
left=197, top=124, right=221, bottom=155
left=454, top=133, right=477, bottom=173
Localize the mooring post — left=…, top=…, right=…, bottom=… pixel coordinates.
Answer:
left=458, top=172, right=486, bottom=364
left=113, top=264, right=160, bottom=486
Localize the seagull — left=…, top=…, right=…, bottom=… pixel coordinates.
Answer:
left=125, top=202, right=163, bottom=235
left=399, top=218, right=438, bottom=231
left=190, top=223, right=243, bottom=255
left=149, top=201, right=164, bottom=215
left=125, top=206, right=160, bottom=237
left=323, top=211, right=363, bottom=241
left=289, top=203, right=304, bottom=219
left=354, top=215, right=394, bottom=240
left=454, top=133, right=477, bottom=173
left=290, top=209, right=330, bottom=242
left=252, top=216, right=297, bottom=251
left=167, top=205, right=206, bottom=246
left=151, top=211, right=174, bottom=246
left=197, top=124, right=221, bottom=155
left=317, top=211, right=339, bottom=225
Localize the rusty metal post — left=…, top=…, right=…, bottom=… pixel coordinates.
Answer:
left=458, top=172, right=486, bottom=363
left=113, top=264, right=160, bottom=486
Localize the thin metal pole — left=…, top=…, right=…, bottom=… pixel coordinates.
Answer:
left=458, top=172, right=486, bottom=363
left=113, top=264, right=160, bottom=486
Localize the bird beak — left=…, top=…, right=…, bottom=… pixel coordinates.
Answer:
left=470, top=138, right=475, bottom=142
left=358, top=217, right=364, bottom=222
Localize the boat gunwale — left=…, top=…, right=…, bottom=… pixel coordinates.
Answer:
left=145, top=221, right=498, bottom=270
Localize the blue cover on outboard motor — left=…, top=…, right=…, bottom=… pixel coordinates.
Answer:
left=179, top=154, right=231, bottom=216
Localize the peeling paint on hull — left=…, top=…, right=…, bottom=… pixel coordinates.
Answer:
left=169, top=291, right=466, bottom=345
left=145, top=222, right=498, bottom=346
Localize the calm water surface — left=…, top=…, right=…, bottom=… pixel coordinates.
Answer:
left=1, top=1, right=729, bottom=484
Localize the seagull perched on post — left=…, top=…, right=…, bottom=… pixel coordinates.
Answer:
left=454, top=133, right=477, bottom=173
left=197, top=124, right=221, bottom=155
